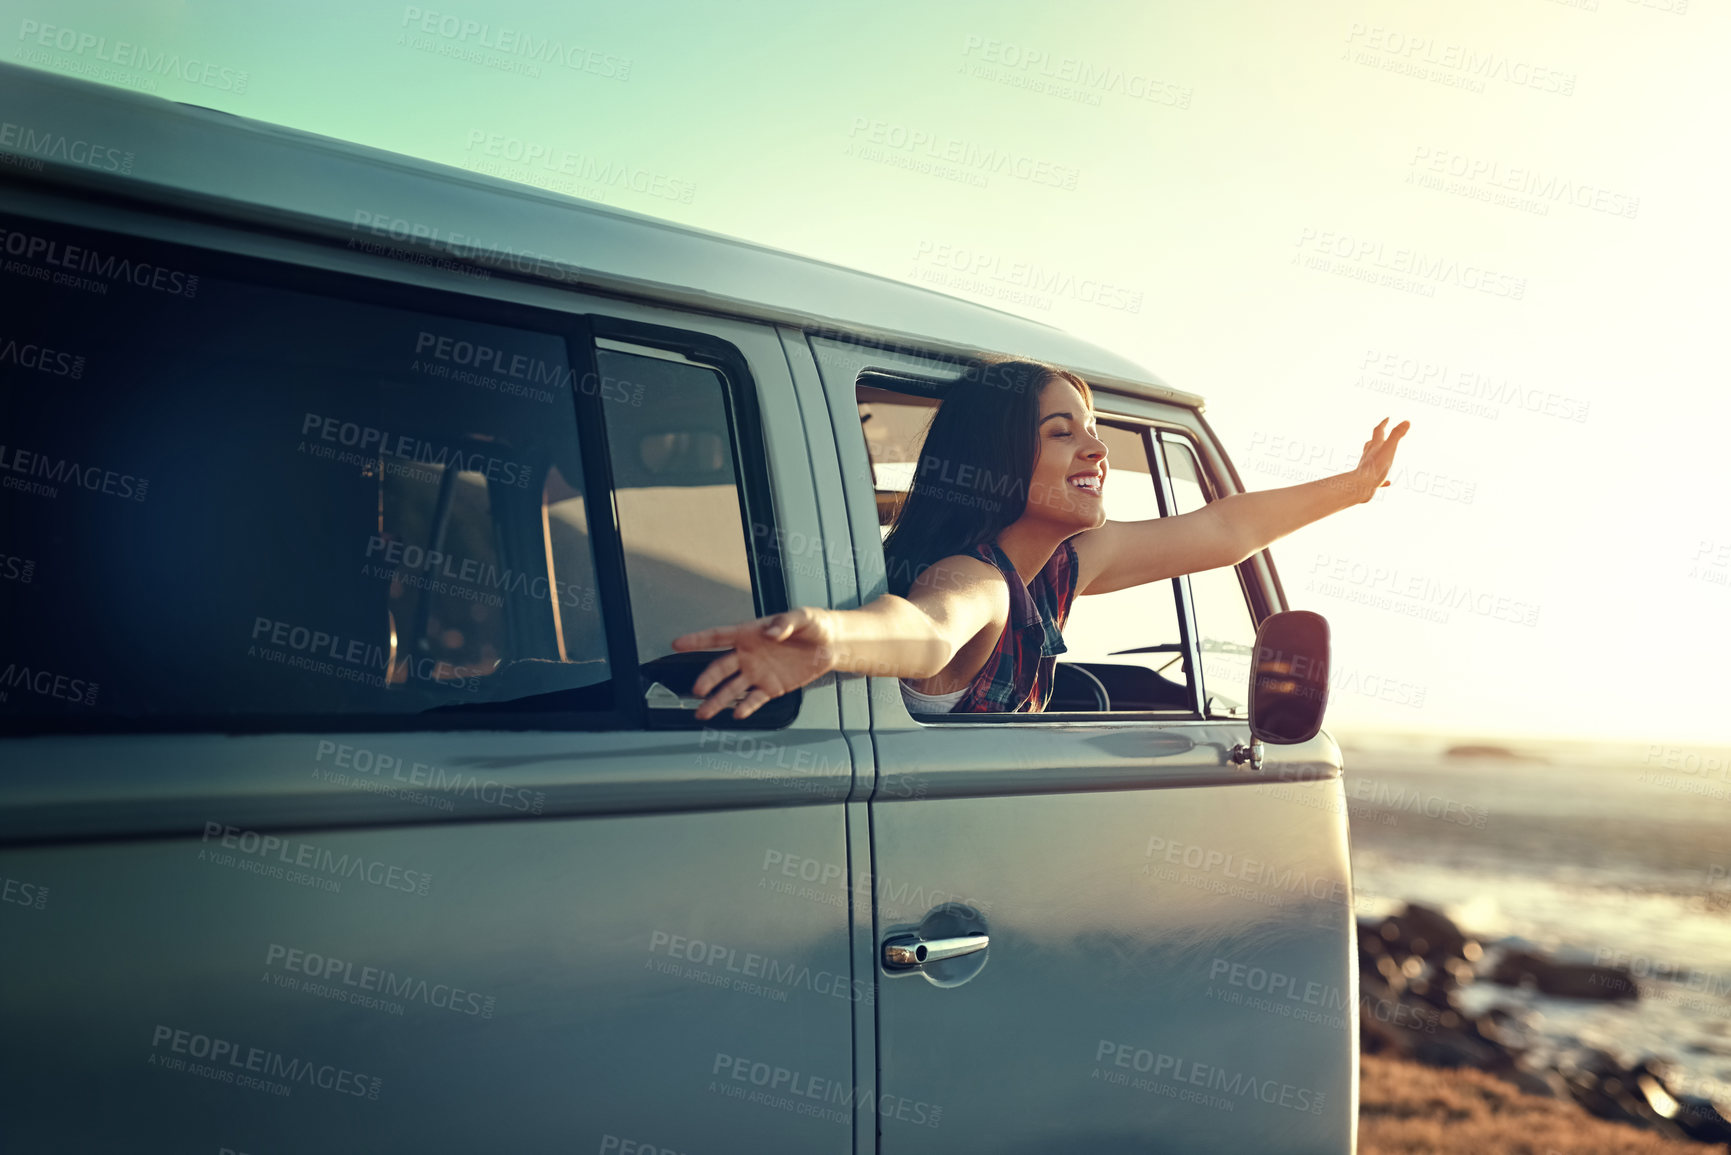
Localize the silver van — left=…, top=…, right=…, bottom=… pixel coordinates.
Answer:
left=0, top=62, right=1356, bottom=1154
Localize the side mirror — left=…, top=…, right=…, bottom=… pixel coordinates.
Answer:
left=1248, top=610, right=1330, bottom=744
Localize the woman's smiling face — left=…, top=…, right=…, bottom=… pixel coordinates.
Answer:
left=1024, top=375, right=1108, bottom=531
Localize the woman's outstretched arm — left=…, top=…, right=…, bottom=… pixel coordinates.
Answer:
left=1074, top=418, right=1410, bottom=596
left=671, top=555, right=1006, bottom=721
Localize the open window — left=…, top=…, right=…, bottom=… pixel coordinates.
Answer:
left=853, top=371, right=1202, bottom=719
left=857, top=378, right=940, bottom=539
left=1053, top=422, right=1194, bottom=713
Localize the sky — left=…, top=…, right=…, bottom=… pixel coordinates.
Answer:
left=10, top=0, right=1729, bottom=747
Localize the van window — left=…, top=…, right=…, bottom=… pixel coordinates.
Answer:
left=1159, top=432, right=1260, bottom=716
left=0, top=216, right=613, bottom=725
left=1057, top=423, right=1192, bottom=710
left=856, top=379, right=1193, bottom=713
left=858, top=384, right=939, bottom=539
left=598, top=345, right=756, bottom=663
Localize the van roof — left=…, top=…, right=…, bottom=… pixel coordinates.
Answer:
left=0, top=63, right=1202, bottom=408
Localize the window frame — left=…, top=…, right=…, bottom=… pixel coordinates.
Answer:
left=1175, top=413, right=1287, bottom=623
left=588, top=316, right=801, bottom=733
left=1155, top=428, right=1268, bottom=719
left=0, top=215, right=796, bottom=736
left=1156, top=427, right=1271, bottom=622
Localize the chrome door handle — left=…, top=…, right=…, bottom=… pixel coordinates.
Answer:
left=883, top=933, right=989, bottom=969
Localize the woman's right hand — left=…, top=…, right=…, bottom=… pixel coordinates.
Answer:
left=671, top=607, right=841, bottom=721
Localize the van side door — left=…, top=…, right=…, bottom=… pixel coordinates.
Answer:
left=0, top=198, right=857, bottom=1153
left=810, top=336, right=1357, bottom=1154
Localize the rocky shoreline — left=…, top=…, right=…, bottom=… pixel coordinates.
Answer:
left=1359, top=903, right=1731, bottom=1150
left=1359, top=1052, right=1710, bottom=1154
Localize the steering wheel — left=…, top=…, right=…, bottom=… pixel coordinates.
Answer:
left=1057, top=663, right=1111, bottom=711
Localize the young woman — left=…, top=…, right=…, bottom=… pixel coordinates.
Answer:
left=672, top=357, right=1409, bottom=721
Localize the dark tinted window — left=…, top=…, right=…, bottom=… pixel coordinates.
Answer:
left=0, top=217, right=610, bottom=723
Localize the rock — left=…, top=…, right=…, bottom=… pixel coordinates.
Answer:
left=1672, top=1094, right=1731, bottom=1143
left=1394, top=903, right=1474, bottom=962
left=1561, top=1047, right=1626, bottom=1079
left=1623, top=1058, right=1731, bottom=1143
left=1489, top=948, right=1638, bottom=1000
left=1411, top=1031, right=1504, bottom=1070
left=1351, top=899, right=1727, bottom=1148
left=1353, top=904, right=1535, bottom=1080
left=1496, top=1065, right=1569, bottom=1099
left=1558, top=1055, right=1651, bottom=1128
left=1444, top=743, right=1546, bottom=762
left=1475, top=1005, right=1544, bottom=1053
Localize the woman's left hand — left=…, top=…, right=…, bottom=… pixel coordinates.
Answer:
left=1350, top=417, right=1411, bottom=503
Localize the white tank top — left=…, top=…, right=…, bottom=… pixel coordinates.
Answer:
left=899, top=678, right=969, bottom=713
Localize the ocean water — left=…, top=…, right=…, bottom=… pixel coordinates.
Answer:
left=1338, top=740, right=1731, bottom=1103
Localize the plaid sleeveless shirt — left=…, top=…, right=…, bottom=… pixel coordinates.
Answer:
left=948, top=537, right=1081, bottom=713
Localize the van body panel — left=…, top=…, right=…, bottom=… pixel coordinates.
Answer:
left=869, top=766, right=1356, bottom=1153
left=873, top=722, right=1340, bottom=801
left=0, top=728, right=858, bottom=844
left=808, top=338, right=1357, bottom=1151
left=864, top=710, right=1354, bottom=1153
left=0, top=806, right=857, bottom=1153
left=777, top=324, right=876, bottom=748
left=843, top=797, right=881, bottom=1155
left=0, top=168, right=859, bottom=1152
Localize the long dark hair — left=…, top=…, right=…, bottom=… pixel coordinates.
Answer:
left=882, top=356, right=1091, bottom=597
